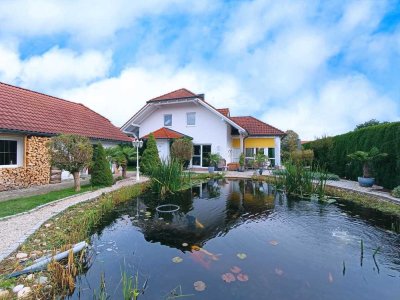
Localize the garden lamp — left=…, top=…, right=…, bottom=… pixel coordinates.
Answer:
left=132, top=139, right=144, bottom=181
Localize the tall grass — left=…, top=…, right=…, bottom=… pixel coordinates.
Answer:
left=274, top=161, right=328, bottom=199
left=149, top=159, right=190, bottom=196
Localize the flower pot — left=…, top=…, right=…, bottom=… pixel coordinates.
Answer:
left=258, top=168, right=263, bottom=175
left=358, top=177, right=375, bottom=187
left=208, top=166, right=215, bottom=173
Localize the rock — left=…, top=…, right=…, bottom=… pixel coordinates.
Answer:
left=36, top=276, right=48, bottom=285
left=0, top=289, right=10, bottom=298
left=17, top=287, right=31, bottom=299
left=26, top=274, right=34, bottom=281
left=16, top=253, right=28, bottom=259
left=33, top=239, right=40, bottom=243
left=12, top=285, right=24, bottom=293
left=44, top=223, right=52, bottom=228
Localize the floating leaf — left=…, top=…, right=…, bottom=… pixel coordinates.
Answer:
left=191, top=245, right=201, bottom=251
left=237, top=253, right=247, bottom=260
left=182, top=243, right=189, bottom=247
left=193, top=281, right=206, bottom=291
left=172, top=257, right=183, bottom=263
left=222, top=272, right=236, bottom=283
left=328, top=272, right=333, bottom=283
left=230, top=266, right=241, bottom=274
left=237, top=273, right=249, bottom=282
left=275, top=268, right=284, bottom=276
left=269, top=240, right=279, bottom=246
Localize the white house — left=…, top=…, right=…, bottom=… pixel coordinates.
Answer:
left=121, top=89, right=285, bottom=168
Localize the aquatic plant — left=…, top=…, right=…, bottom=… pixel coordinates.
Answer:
left=273, top=161, right=328, bottom=199
left=165, top=285, right=194, bottom=299
left=93, top=273, right=108, bottom=300
left=149, top=159, right=190, bottom=196
left=392, top=186, right=400, bottom=198
left=121, top=270, right=140, bottom=300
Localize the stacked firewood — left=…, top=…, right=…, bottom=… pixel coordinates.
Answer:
left=0, top=136, right=51, bottom=191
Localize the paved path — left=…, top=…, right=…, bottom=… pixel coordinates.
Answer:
left=0, top=176, right=148, bottom=262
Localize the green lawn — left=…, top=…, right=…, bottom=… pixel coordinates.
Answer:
left=0, top=185, right=96, bottom=218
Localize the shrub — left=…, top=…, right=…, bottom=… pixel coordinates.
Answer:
left=305, top=122, right=400, bottom=189
left=91, top=143, right=114, bottom=187
left=140, top=133, right=161, bottom=174
left=171, top=138, right=193, bottom=167
left=290, top=149, right=314, bottom=165
left=392, top=186, right=400, bottom=198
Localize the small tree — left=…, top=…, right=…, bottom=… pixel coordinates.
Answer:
left=281, top=130, right=299, bottom=161
left=141, top=133, right=161, bottom=174
left=347, top=147, right=388, bottom=178
left=107, top=145, right=136, bottom=178
left=171, top=138, right=193, bottom=167
left=47, top=134, right=93, bottom=191
left=91, top=143, right=114, bottom=187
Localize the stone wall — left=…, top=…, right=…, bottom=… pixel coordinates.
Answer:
left=0, top=136, right=51, bottom=191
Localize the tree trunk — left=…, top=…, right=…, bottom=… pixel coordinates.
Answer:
left=73, top=171, right=81, bottom=192
left=363, top=163, right=371, bottom=178
left=122, top=165, right=127, bottom=178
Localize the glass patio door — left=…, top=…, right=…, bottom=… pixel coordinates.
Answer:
left=192, top=144, right=211, bottom=167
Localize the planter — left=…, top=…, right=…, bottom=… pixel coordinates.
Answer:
left=258, top=168, right=263, bottom=175
left=238, top=166, right=244, bottom=172
left=358, top=177, right=375, bottom=187
left=208, top=166, right=215, bottom=174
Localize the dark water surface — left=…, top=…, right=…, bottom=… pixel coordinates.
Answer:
left=70, top=180, right=400, bottom=300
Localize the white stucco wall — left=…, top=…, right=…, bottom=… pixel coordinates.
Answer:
left=139, top=102, right=231, bottom=164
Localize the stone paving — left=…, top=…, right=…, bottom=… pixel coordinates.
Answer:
left=0, top=176, right=148, bottom=262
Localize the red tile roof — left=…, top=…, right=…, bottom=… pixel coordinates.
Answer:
left=0, top=82, right=131, bottom=142
left=230, top=116, right=285, bottom=136
left=147, top=88, right=198, bottom=103
left=142, top=127, right=188, bottom=139
left=216, top=108, right=230, bottom=117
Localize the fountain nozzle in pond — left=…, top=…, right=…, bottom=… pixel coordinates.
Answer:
left=156, top=204, right=180, bottom=213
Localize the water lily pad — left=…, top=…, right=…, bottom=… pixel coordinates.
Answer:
left=237, top=253, right=247, bottom=260
left=182, top=243, right=189, bottom=247
left=222, top=272, right=236, bottom=283
left=237, top=273, right=249, bottom=282
left=193, top=281, right=206, bottom=291
left=230, top=266, right=241, bottom=274
left=172, top=256, right=183, bottom=263
left=275, top=268, right=284, bottom=276
left=191, top=245, right=201, bottom=251
left=269, top=240, right=279, bottom=246
left=326, top=199, right=336, bottom=204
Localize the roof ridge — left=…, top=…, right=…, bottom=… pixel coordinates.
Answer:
left=149, top=88, right=197, bottom=101
left=0, top=81, right=113, bottom=124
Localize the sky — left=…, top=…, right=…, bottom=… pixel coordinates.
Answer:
left=0, top=0, right=399, bottom=140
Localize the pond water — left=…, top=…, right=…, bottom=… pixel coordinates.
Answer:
left=70, top=179, right=400, bottom=300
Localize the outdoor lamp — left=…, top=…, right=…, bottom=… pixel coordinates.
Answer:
left=132, top=139, right=144, bottom=181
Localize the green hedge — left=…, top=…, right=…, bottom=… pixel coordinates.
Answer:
left=304, top=122, right=400, bottom=189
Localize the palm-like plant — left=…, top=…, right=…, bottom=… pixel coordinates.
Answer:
left=106, top=145, right=136, bottom=178
left=347, top=147, right=387, bottom=178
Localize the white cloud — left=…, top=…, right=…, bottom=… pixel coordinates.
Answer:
left=0, top=0, right=216, bottom=44
left=0, top=45, right=111, bottom=91
left=60, top=63, right=244, bottom=127
left=263, top=75, right=399, bottom=140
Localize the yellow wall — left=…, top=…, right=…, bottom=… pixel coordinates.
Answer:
left=245, top=138, right=275, bottom=148
left=232, top=138, right=240, bottom=148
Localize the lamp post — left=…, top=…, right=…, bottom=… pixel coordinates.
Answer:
left=132, top=139, right=143, bottom=181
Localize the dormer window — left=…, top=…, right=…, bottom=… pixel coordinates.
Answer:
left=164, top=114, right=172, bottom=126
left=187, top=112, right=196, bottom=126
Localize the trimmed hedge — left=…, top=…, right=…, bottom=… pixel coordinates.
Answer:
left=304, top=122, right=400, bottom=189
left=91, top=143, right=114, bottom=187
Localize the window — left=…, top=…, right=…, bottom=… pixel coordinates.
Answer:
left=0, top=140, right=18, bottom=166
left=192, top=144, right=211, bottom=167
left=164, top=114, right=172, bottom=126
left=187, top=112, right=196, bottom=126
left=268, top=148, right=275, bottom=167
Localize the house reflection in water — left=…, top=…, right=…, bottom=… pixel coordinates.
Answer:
left=132, top=179, right=277, bottom=251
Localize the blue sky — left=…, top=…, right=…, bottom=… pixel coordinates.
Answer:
left=0, top=0, right=399, bottom=139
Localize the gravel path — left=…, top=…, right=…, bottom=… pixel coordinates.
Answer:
left=0, top=177, right=148, bottom=262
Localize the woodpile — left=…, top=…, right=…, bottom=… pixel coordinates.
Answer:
left=0, top=136, right=51, bottom=191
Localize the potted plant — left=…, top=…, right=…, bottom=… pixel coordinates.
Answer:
left=347, top=147, right=387, bottom=187
left=255, top=152, right=267, bottom=175
left=238, top=153, right=245, bottom=172
left=208, top=153, right=221, bottom=173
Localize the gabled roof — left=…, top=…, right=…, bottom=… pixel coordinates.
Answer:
left=0, top=82, right=131, bottom=142
left=147, top=88, right=198, bottom=103
left=142, top=127, right=190, bottom=139
left=216, top=108, right=230, bottom=117
left=230, top=116, right=285, bottom=136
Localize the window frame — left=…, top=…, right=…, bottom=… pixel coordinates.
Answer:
left=164, top=114, right=172, bottom=127
left=186, top=112, right=196, bottom=126
left=0, top=136, right=24, bottom=168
